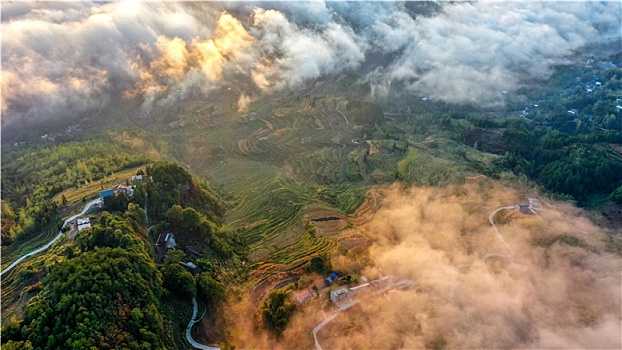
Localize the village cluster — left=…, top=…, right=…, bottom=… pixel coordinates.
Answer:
left=301, top=197, right=541, bottom=310
left=68, top=175, right=144, bottom=235
left=292, top=273, right=393, bottom=309
left=66, top=173, right=207, bottom=278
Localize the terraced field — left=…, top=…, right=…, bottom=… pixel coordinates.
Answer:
left=128, top=74, right=487, bottom=285
left=1, top=236, right=70, bottom=323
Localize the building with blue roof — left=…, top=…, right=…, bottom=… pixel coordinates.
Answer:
left=99, top=189, right=115, bottom=201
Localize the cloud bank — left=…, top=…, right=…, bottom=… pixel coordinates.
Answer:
left=2, top=1, right=620, bottom=132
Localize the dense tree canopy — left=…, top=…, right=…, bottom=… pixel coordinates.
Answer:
left=145, top=162, right=224, bottom=223
left=306, top=255, right=331, bottom=275
left=0, top=132, right=151, bottom=245
left=609, top=186, right=622, bottom=204
left=260, top=289, right=296, bottom=338
left=197, top=272, right=225, bottom=310
left=2, top=213, right=165, bottom=350
left=162, top=262, right=196, bottom=299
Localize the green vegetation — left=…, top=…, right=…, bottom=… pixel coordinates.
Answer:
left=306, top=255, right=332, bottom=275
left=2, top=51, right=621, bottom=345
left=260, top=289, right=296, bottom=338
left=0, top=131, right=157, bottom=248
left=162, top=261, right=197, bottom=300
left=493, top=125, right=622, bottom=203
left=2, top=209, right=166, bottom=349
left=53, top=165, right=146, bottom=205
left=609, top=186, right=622, bottom=204
left=166, top=204, right=241, bottom=259
left=197, top=271, right=225, bottom=310
left=345, top=99, right=384, bottom=125
left=145, top=162, right=224, bottom=224
left=397, top=149, right=420, bottom=176
left=1, top=160, right=240, bottom=348
left=104, top=191, right=130, bottom=213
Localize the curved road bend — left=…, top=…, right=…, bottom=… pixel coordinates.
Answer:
left=335, top=100, right=349, bottom=126
left=2, top=199, right=218, bottom=350
left=312, top=281, right=405, bottom=350
left=449, top=205, right=523, bottom=299
left=483, top=206, right=516, bottom=262
left=1, top=198, right=102, bottom=276
left=186, top=298, right=220, bottom=350
left=313, top=311, right=343, bottom=350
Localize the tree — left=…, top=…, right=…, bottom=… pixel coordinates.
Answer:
left=307, top=256, right=324, bottom=274
left=196, top=272, right=224, bottom=309
left=1, top=245, right=166, bottom=349
left=306, top=255, right=330, bottom=275
left=260, top=290, right=295, bottom=337
left=103, top=191, right=129, bottom=212
left=162, top=263, right=196, bottom=300
left=609, top=186, right=622, bottom=204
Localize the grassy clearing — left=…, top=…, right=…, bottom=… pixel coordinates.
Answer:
left=52, top=165, right=146, bottom=205
left=397, top=149, right=420, bottom=175
left=1, top=236, right=70, bottom=325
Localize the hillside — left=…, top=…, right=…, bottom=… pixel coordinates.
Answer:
left=1, top=161, right=241, bottom=349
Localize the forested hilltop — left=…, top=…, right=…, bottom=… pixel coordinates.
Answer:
left=1, top=161, right=243, bottom=349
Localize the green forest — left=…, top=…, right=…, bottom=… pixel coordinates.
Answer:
left=1, top=162, right=241, bottom=349
left=0, top=131, right=160, bottom=245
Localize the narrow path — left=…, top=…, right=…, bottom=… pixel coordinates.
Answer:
left=335, top=100, right=349, bottom=126
left=408, top=137, right=458, bottom=146
left=449, top=204, right=530, bottom=298
left=312, top=310, right=343, bottom=350
left=186, top=298, right=220, bottom=350
left=483, top=205, right=516, bottom=261
left=1, top=198, right=102, bottom=276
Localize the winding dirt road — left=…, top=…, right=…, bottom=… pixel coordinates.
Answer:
left=335, top=100, right=349, bottom=126
left=312, top=280, right=404, bottom=350
left=1, top=198, right=101, bottom=276
left=482, top=205, right=516, bottom=262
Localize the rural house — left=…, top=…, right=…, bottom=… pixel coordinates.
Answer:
left=515, top=203, right=531, bottom=214
left=330, top=286, right=349, bottom=303
left=99, top=189, right=115, bottom=201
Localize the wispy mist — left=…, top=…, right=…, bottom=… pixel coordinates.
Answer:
left=317, top=182, right=621, bottom=349
left=217, top=180, right=620, bottom=349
